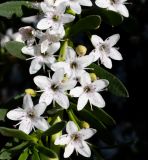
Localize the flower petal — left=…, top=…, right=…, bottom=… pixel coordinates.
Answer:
left=46, top=42, right=60, bottom=55
left=80, top=72, right=91, bottom=86
left=95, top=0, right=110, bottom=8
left=21, top=46, right=36, bottom=56
left=23, top=94, right=33, bottom=110
left=7, top=108, right=26, bottom=121
left=29, top=58, right=43, bottom=74
left=33, top=117, right=49, bottom=131
left=101, top=56, right=112, bottom=69
left=34, top=103, right=47, bottom=116
left=37, top=18, right=52, bottom=30
left=54, top=134, right=71, bottom=145
left=66, top=121, right=78, bottom=134
left=105, top=34, right=120, bottom=47
left=34, top=76, right=51, bottom=90
left=78, top=128, right=97, bottom=140
left=89, top=92, right=105, bottom=108
left=78, top=55, right=94, bottom=68
left=54, top=92, right=69, bottom=109
left=75, top=141, right=91, bottom=157
left=70, top=87, right=83, bottom=97
left=64, top=142, right=75, bottom=158
left=39, top=91, right=53, bottom=106
left=110, top=48, right=123, bottom=60
left=62, top=14, right=75, bottom=24
left=117, top=4, right=129, bottom=17
left=91, top=35, right=104, bottom=48
left=66, top=47, right=76, bottom=62
left=19, top=118, right=32, bottom=134
left=52, top=68, right=64, bottom=83
left=89, top=49, right=100, bottom=62
left=92, top=79, right=109, bottom=92
left=61, top=79, right=77, bottom=91
left=70, top=3, right=81, bottom=14
left=77, top=93, right=88, bottom=111
left=79, top=0, right=92, bottom=6
left=41, top=39, right=49, bottom=53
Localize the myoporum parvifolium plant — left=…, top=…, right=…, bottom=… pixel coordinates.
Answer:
left=0, top=0, right=130, bottom=159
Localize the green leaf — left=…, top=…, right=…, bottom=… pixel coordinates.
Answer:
left=18, top=148, right=29, bottom=160
left=88, top=107, right=116, bottom=127
left=0, top=109, right=8, bottom=121
left=36, top=145, right=58, bottom=159
left=43, top=121, right=66, bottom=136
left=0, top=127, right=33, bottom=141
left=0, top=1, right=33, bottom=18
left=90, top=63, right=129, bottom=97
left=5, top=41, right=26, bottom=60
left=32, top=149, right=40, bottom=160
left=47, top=107, right=64, bottom=116
left=39, top=153, right=49, bottom=160
left=82, top=8, right=123, bottom=26
left=0, top=151, right=11, bottom=160
left=70, top=15, right=101, bottom=36
left=8, top=142, right=29, bottom=152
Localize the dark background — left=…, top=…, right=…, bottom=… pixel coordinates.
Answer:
left=0, top=0, right=148, bottom=159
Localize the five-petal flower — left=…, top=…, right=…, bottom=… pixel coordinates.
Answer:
left=7, top=94, right=49, bottom=134
left=55, top=121, right=96, bottom=158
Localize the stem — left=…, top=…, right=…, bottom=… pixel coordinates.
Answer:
left=58, top=40, right=68, bottom=62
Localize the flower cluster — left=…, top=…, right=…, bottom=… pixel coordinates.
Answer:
left=5, top=0, right=129, bottom=158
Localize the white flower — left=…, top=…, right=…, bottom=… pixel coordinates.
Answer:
left=55, top=121, right=97, bottom=158
left=95, top=0, right=129, bottom=17
left=19, top=26, right=36, bottom=46
left=7, top=94, right=49, bottom=134
left=22, top=43, right=60, bottom=74
left=37, top=3, right=75, bottom=31
left=70, top=72, right=109, bottom=111
left=90, top=34, right=123, bottom=69
left=55, top=0, right=92, bottom=14
left=51, top=47, right=94, bottom=80
left=34, top=68, right=77, bottom=109
left=39, top=26, right=64, bottom=53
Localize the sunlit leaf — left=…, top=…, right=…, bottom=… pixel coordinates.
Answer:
left=5, top=41, right=26, bottom=60
left=0, top=109, right=8, bottom=121
left=18, top=148, right=29, bottom=160
left=0, top=1, right=33, bottom=18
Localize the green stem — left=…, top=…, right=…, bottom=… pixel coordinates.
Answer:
left=58, top=40, right=68, bottom=62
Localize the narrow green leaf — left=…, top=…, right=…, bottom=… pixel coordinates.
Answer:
left=43, top=121, right=66, bottom=136
left=58, top=40, right=68, bottom=61
left=0, top=1, right=33, bottom=18
left=0, top=127, right=33, bottom=141
left=82, top=8, right=123, bottom=26
left=8, top=142, right=29, bottom=152
left=0, top=109, right=8, bottom=121
left=90, top=63, right=129, bottom=97
left=5, top=41, right=26, bottom=60
left=36, top=145, right=58, bottom=159
left=70, top=15, right=101, bottom=36
left=87, top=107, right=116, bottom=127
left=32, top=149, right=40, bottom=160
left=18, top=148, right=29, bottom=160
left=39, top=153, right=49, bottom=160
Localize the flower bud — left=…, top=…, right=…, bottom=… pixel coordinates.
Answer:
left=25, top=88, right=37, bottom=97
left=89, top=73, right=97, bottom=81
left=76, top=45, right=87, bottom=56
left=81, top=121, right=90, bottom=128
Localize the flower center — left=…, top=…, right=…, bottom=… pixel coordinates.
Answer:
left=71, top=134, right=80, bottom=141
left=100, top=44, right=109, bottom=53
left=70, top=61, right=78, bottom=69
left=27, top=111, right=35, bottom=118
left=52, top=15, right=59, bottom=21
left=84, top=86, right=91, bottom=93
left=51, top=84, right=59, bottom=91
